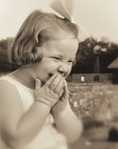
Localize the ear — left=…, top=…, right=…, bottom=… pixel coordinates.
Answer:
left=31, top=47, right=43, bottom=63
left=35, top=78, right=41, bottom=90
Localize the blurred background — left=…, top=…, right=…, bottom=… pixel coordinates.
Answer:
left=0, top=0, right=118, bottom=149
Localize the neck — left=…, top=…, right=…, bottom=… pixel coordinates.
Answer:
left=11, top=67, right=35, bottom=89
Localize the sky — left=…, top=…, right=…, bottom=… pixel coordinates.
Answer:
left=0, top=0, right=118, bottom=43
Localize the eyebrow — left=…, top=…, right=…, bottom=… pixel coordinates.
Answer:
left=51, top=52, right=76, bottom=61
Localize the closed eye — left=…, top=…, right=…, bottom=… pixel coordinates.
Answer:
left=51, top=57, right=60, bottom=60
left=68, top=60, right=73, bottom=63
left=68, top=59, right=76, bottom=65
left=68, top=60, right=73, bottom=66
left=53, top=57, right=59, bottom=59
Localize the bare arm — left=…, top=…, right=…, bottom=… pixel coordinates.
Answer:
left=51, top=81, right=83, bottom=143
left=53, top=103, right=83, bottom=143
left=0, top=80, right=50, bottom=148
left=0, top=73, right=64, bottom=148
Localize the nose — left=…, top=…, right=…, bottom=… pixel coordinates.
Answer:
left=58, top=63, right=69, bottom=75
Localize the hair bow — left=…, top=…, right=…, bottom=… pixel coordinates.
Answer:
left=50, top=0, right=88, bottom=43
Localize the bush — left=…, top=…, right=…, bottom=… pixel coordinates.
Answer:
left=82, top=116, right=104, bottom=130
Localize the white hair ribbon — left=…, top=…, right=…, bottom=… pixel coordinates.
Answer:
left=50, top=0, right=75, bottom=22
left=50, top=0, right=88, bottom=43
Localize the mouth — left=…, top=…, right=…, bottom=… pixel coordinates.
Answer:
left=41, top=73, right=66, bottom=85
left=49, top=74, right=53, bottom=77
left=43, top=74, right=54, bottom=83
left=49, top=73, right=66, bottom=79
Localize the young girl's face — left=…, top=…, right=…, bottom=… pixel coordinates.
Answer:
left=32, top=36, right=78, bottom=84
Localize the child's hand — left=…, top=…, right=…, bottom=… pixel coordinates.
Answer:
left=51, top=80, right=69, bottom=115
left=35, top=73, right=64, bottom=108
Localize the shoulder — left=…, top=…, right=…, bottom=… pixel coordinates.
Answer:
left=0, top=77, right=23, bottom=123
left=0, top=77, right=22, bottom=106
left=0, top=76, right=35, bottom=112
left=0, top=76, right=19, bottom=93
left=0, top=75, right=17, bottom=85
left=0, top=75, right=26, bottom=97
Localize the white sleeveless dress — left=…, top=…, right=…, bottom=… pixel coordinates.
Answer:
left=0, top=75, right=68, bottom=149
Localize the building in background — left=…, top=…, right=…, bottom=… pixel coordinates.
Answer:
left=107, top=57, right=118, bottom=84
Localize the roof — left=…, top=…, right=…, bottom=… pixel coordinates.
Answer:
left=107, top=57, right=118, bottom=69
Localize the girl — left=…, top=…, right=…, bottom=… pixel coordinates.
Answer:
left=0, top=0, right=85, bottom=148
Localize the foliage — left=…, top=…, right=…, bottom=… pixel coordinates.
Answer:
left=0, top=37, right=18, bottom=72
left=71, top=36, right=118, bottom=74
left=68, top=83, right=118, bottom=123
left=0, top=36, right=118, bottom=73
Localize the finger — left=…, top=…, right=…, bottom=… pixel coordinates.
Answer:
left=35, top=78, right=41, bottom=90
left=49, top=74, right=62, bottom=90
left=61, top=85, right=68, bottom=105
left=60, top=81, right=68, bottom=105
left=62, top=80, right=68, bottom=100
left=58, top=88, right=64, bottom=98
left=45, top=73, right=58, bottom=87
left=54, top=77, right=64, bottom=94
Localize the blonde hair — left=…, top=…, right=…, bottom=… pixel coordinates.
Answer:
left=8, top=10, right=79, bottom=66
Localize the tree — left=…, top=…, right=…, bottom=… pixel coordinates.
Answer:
left=0, top=37, right=18, bottom=72
left=71, top=36, right=118, bottom=74
left=0, top=36, right=118, bottom=73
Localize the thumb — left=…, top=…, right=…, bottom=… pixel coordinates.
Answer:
left=35, top=78, right=41, bottom=90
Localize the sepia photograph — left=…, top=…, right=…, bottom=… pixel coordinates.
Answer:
left=0, top=0, right=118, bottom=149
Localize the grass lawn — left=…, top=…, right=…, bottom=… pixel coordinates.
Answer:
left=69, top=122, right=118, bottom=149
left=1, top=72, right=118, bottom=148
